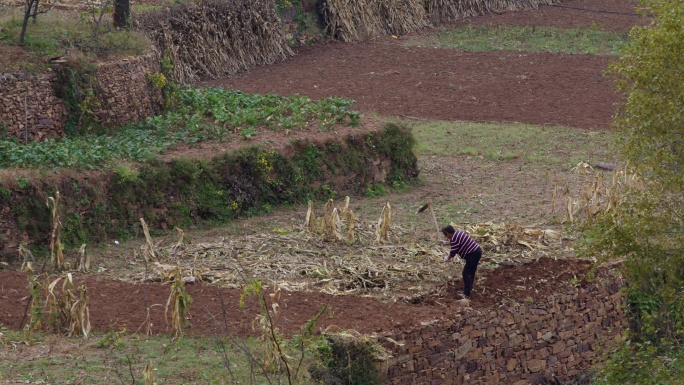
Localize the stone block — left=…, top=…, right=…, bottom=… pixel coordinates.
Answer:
left=527, top=359, right=545, bottom=372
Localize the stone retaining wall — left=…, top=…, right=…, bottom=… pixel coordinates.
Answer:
left=0, top=72, right=67, bottom=142
left=0, top=53, right=163, bottom=142
left=92, top=52, right=163, bottom=126
left=380, top=278, right=625, bottom=385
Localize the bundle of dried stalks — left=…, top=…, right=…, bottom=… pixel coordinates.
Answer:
left=306, top=198, right=357, bottom=243
left=134, top=0, right=293, bottom=83
left=323, top=0, right=429, bottom=42
left=425, top=0, right=559, bottom=23
left=77, top=244, right=90, bottom=273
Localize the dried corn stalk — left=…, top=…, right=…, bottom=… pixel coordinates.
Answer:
left=19, top=244, right=34, bottom=273
left=140, top=218, right=159, bottom=263
left=375, top=202, right=392, bottom=244
left=47, top=191, right=64, bottom=270
left=143, top=360, right=155, bottom=385
left=42, top=274, right=91, bottom=338
left=77, top=244, right=90, bottom=273
left=305, top=200, right=317, bottom=232
left=69, top=285, right=92, bottom=339
left=165, top=270, right=192, bottom=338
left=553, top=164, right=637, bottom=224
left=346, top=209, right=357, bottom=241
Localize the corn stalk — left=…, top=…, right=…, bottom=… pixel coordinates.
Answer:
left=143, top=360, right=155, bottom=385
left=47, top=191, right=64, bottom=270
left=32, top=273, right=92, bottom=338
left=165, top=269, right=192, bottom=338
left=77, top=243, right=90, bottom=273
left=375, top=202, right=392, bottom=244
left=552, top=163, right=638, bottom=224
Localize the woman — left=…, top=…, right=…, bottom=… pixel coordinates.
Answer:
left=441, top=225, right=482, bottom=299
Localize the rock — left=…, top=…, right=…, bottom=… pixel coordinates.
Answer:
left=595, top=162, right=617, bottom=171
left=182, top=276, right=197, bottom=284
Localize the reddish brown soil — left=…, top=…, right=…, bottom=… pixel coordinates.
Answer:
left=0, top=258, right=596, bottom=337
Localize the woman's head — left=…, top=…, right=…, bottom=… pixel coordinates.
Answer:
left=441, top=225, right=455, bottom=237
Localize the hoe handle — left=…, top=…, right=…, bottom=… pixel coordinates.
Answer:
left=429, top=204, right=441, bottom=240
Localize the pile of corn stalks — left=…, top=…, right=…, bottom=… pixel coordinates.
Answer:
left=425, top=0, right=560, bottom=23
left=133, top=0, right=292, bottom=83
left=127, top=198, right=568, bottom=302
left=323, top=0, right=429, bottom=42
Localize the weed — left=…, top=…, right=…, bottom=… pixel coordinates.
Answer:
left=365, top=184, right=387, bottom=198
left=96, top=329, right=126, bottom=349
left=16, top=176, right=29, bottom=189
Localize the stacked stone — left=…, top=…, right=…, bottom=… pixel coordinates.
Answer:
left=0, top=53, right=164, bottom=143
left=93, top=52, right=164, bottom=127
left=0, top=73, right=67, bottom=142
left=381, top=280, right=625, bottom=385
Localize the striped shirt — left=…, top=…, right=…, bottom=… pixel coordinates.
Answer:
left=449, top=230, right=480, bottom=258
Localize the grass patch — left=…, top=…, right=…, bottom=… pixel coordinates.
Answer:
left=0, top=8, right=151, bottom=72
left=407, top=119, right=614, bottom=169
left=0, top=87, right=360, bottom=170
left=408, top=25, right=628, bottom=55
left=0, top=332, right=321, bottom=384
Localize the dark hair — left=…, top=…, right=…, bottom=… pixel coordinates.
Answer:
left=441, top=225, right=455, bottom=236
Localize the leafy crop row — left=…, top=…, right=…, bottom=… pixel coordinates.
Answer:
left=0, top=87, right=361, bottom=170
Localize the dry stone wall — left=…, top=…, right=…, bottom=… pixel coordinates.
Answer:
left=0, top=73, right=67, bottom=141
left=92, top=52, right=163, bottom=126
left=0, top=53, right=163, bottom=142
left=380, top=278, right=625, bottom=385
